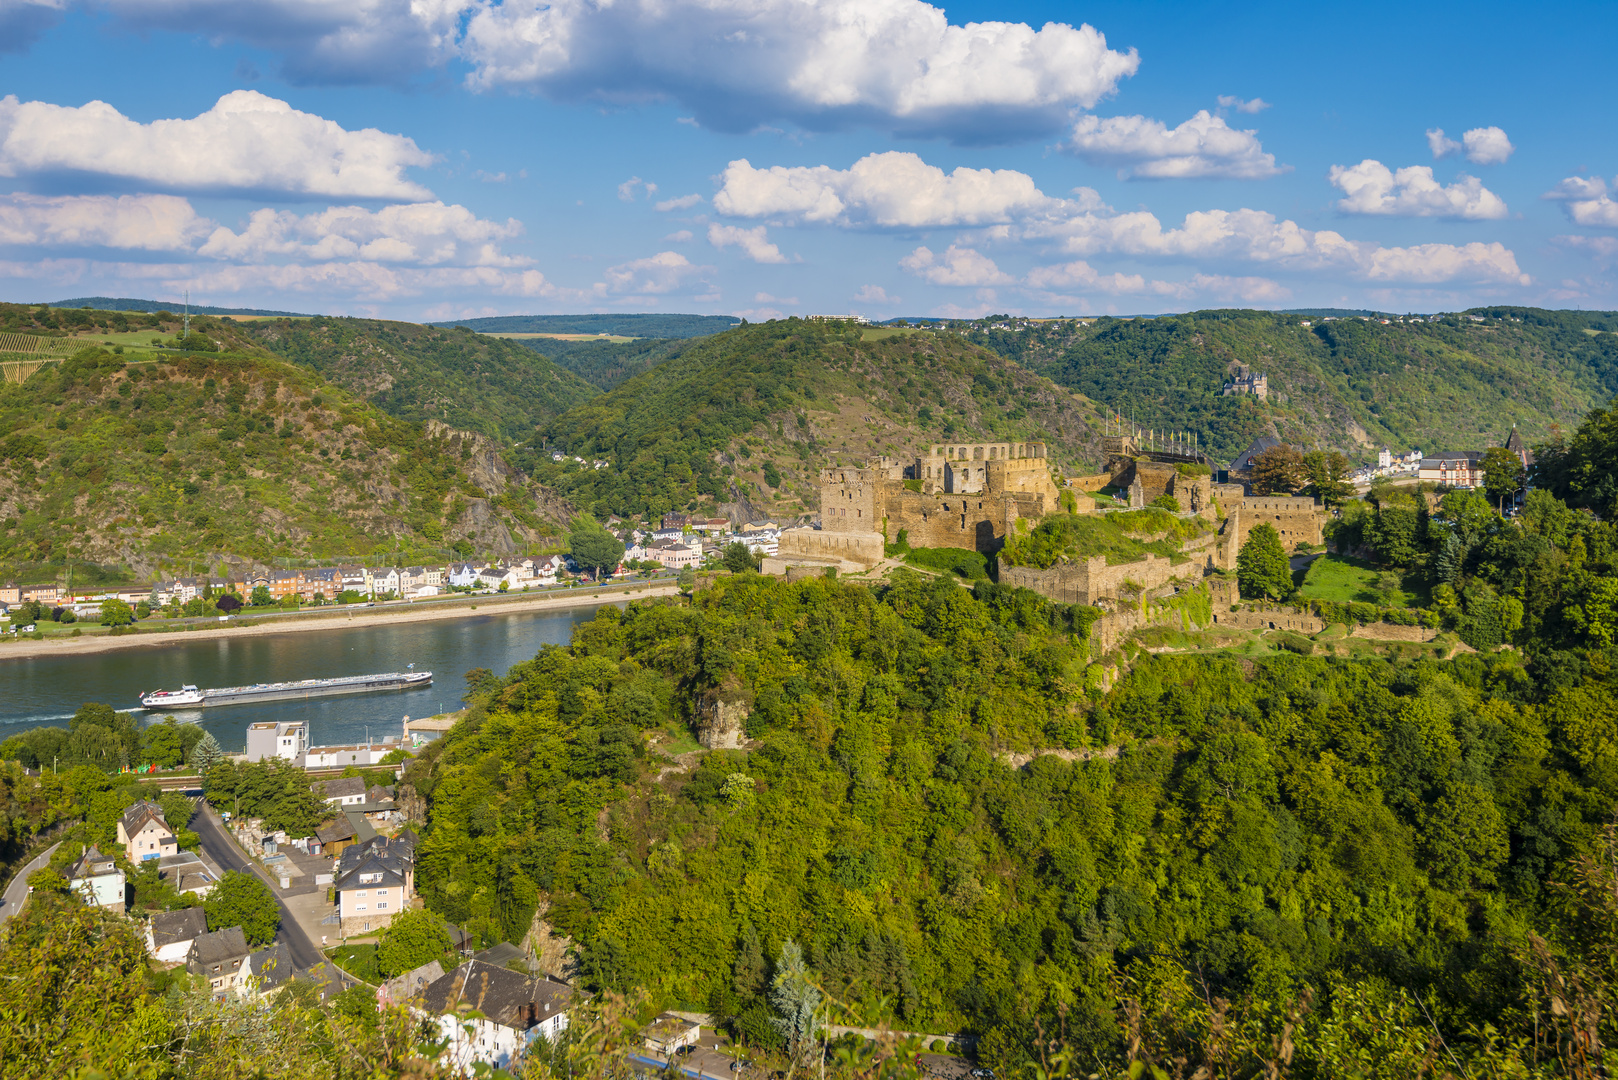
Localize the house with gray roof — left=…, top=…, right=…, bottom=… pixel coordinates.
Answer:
left=69, top=844, right=126, bottom=910
left=244, top=942, right=295, bottom=996
left=146, top=907, right=208, bottom=964
left=187, top=926, right=251, bottom=995
left=117, top=800, right=177, bottom=865
left=416, top=959, right=573, bottom=1072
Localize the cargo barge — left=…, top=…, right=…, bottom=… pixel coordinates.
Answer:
left=139, top=671, right=431, bottom=710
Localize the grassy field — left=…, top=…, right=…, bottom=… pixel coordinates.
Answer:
left=324, top=943, right=381, bottom=982
left=1298, top=554, right=1427, bottom=607
left=859, top=327, right=927, bottom=342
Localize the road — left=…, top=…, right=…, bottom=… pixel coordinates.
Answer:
left=0, top=840, right=63, bottom=925
left=190, top=800, right=325, bottom=971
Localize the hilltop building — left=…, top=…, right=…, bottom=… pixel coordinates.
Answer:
left=766, top=441, right=1063, bottom=575
left=1221, top=366, right=1269, bottom=401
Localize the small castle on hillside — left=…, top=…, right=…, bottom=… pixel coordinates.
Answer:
left=1221, top=366, right=1269, bottom=401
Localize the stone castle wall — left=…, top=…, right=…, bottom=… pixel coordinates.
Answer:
left=1210, top=607, right=1325, bottom=633
left=1000, top=552, right=1184, bottom=607
left=1218, top=497, right=1325, bottom=570
left=765, top=529, right=885, bottom=574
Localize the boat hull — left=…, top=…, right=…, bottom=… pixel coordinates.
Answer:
left=139, top=672, right=432, bottom=709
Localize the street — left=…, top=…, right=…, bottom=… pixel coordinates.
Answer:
left=189, top=800, right=325, bottom=971
left=0, top=840, right=62, bottom=925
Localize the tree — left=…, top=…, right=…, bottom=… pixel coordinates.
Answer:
left=99, top=599, right=134, bottom=627
left=722, top=542, right=761, bottom=574
left=1236, top=523, right=1292, bottom=600
left=1301, top=449, right=1355, bottom=507
left=1481, top=446, right=1527, bottom=512
left=769, top=939, right=821, bottom=1074
left=203, top=871, right=280, bottom=946
left=189, top=731, right=226, bottom=775
left=375, top=908, right=453, bottom=978
left=250, top=585, right=273, bottom=607
left=569, top=519, right=625, bottom=577
left=1251, top=444, right=1303, bottom=495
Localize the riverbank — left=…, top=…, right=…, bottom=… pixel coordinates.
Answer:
left=0, top=581, right=681, bottom=661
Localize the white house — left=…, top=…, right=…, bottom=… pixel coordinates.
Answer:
left=117, top=801, right=178, bottom=865
left=418, top=961, right=573, bottom=1072
left=365, top=567, right=402, bottom=597
left=246, top=720, right=308, bottom=763
left=69, top=845, right=126, bottom=910
left=147, top=907, right=209, bottom=965
left=447, top=562, right=481, bottom=588
left=314, top=776, right=368, bottom=807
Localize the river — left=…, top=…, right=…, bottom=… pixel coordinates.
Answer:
left=0, top=604, right=614, bottom=752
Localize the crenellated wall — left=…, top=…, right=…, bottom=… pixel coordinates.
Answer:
left=1217, top=496, right=1325, bottom=569
left=1001, top=552, right=1186, bottom=606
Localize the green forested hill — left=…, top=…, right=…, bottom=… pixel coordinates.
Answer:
left=964, top=307, right=1618, bottom=464
left=525, top=319, right=1106, bottom=520
left=0, top=343, right=570, bottom=581
left=522, top=335, right=697, bottom=391
left=404, top=566, right=1617, bottom=1073
left=238, top=317, right=598, bottom=440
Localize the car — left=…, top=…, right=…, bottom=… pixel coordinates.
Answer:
left=729, top=1062, right=755, bottom=1073
left=970, top=1069, right=995, bottom=1079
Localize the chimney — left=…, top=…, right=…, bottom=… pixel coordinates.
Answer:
left=528, top=1002, right=538, bottom=1026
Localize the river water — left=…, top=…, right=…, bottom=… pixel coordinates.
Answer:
left=0, top=604, right=614, bottom=752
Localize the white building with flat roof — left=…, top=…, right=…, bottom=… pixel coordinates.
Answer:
left=245, top=721, right=308, bottom=763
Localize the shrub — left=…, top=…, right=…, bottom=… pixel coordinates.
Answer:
left=1151, top=494, right=1181, bottom=513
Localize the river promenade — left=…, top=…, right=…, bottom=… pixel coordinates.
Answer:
left=0, top=578, right=680, bottom=662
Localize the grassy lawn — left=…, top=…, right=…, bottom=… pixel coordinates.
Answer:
left=659, top=724, right=702, bottom=756
left=324, top=943, right=381, bottom=982
left=1298, top=554, right=1427, bottom=607
left=859, top=327, right=926, bottom=341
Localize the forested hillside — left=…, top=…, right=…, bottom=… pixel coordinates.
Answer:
left=527, top=319, right=1106, bottom=521
left=238, top=317, right=598, bottom=440
left=0, top=342, right=570, bottom=582
left=404, top=562, right=1617, bottom=1075
left=965, top=307, right=1618, bottom=464
left=522, top=334, right=696, bottom=391
left=440, top=313, right=739, bottom=337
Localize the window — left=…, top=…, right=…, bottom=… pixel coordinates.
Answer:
left=356, top=904, right=368, bottom=911
left=377, top=902, right=388, bottom=909
left=355, top=890, right=367, bottom=897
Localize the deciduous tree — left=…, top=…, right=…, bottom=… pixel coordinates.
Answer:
left=204, top=871, right=280, bottom=946
left=1237, top=523, right=1292, bottom=600
left=1251, top=443, right=1303, bottom=495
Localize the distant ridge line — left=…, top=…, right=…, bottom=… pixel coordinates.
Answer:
left=435, top=313, right=740, bottom=339
left=50, top=296, right=314, bottom=317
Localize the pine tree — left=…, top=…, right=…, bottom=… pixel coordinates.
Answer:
left=769, top=939, right=821, bottom=1075
left=189, top=731, right=225, bottom=775
left=1237, top=522, right=1292, bottom=600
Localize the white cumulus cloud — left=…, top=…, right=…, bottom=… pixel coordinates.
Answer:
left=618, top=176, right=657, bottom=201
left=1328, top=160, right=1508, bottom=220
left=1427, top=125, right=1514, bottom=165
left=1067, top=110, right=1286, bottom=179
left=0, top=193, right=211, bottom=250
left=1544, top=175, right=1618, bottom=227
left=71, top=0, right=1136, bottom=141
left=199, top=202, right=528, bottom=266
left=899, top=245, right=1012, bottom=287
left=707, top=223, right=788, bottom=264
left=1217, top=95, right=1270, bottom=114
left=655, top=194, right=703, bottom=212
left=714, top=152, right=1061, bottom=227
left=1025, top=260, right=1148, bottom=294
left=1029, top=205, right=1528, bottom=285
left=853, top=284, right=900, bottom=306
left=603, top=250, right=708, bottom=294
left=0, top=90, right=434, bottom=199
left=0, top=0, right=63, bottom=54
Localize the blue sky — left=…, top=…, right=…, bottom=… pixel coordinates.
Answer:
left=0, top=0, right=1614, bottom=321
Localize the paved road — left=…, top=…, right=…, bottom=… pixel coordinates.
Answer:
left=0, top=840, right=63, bottom=925
left=190, top=800, right=324, bottom=971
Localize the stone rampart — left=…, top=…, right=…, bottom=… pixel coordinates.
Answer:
left=765, top=528, right=885, bottom=574
left=1348, top=622, right=1438, bottom=642
left=1001, top=552, right=1185, bottom=607
left=1217, top=497, right=1325, bottom=570
left=1209, top=607, right=1325, bottom=633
